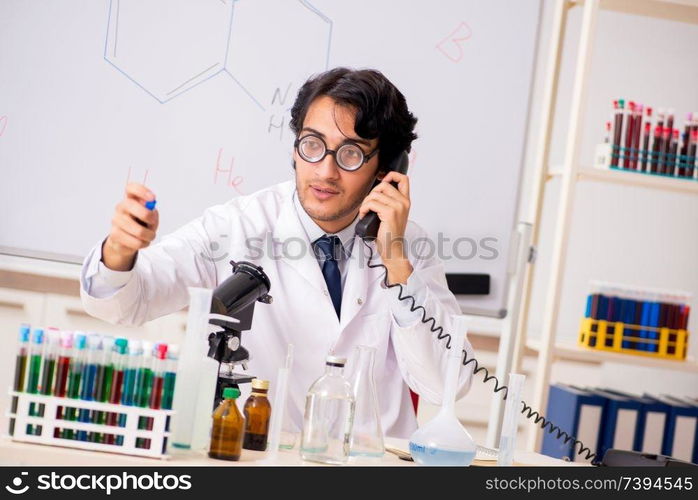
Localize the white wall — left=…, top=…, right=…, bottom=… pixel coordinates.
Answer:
left=519, top=1, right=698, bottom=396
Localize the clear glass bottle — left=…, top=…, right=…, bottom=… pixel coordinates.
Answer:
left=209, top=387, right=245, bottom=461
left=346, top=345, right=384, bottom=457
left=243, top=378, right=271, bottom=451
left=300, top=355, right=355, bottom=465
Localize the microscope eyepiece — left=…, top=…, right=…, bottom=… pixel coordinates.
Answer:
left=210, top=261, right=272, bottom=318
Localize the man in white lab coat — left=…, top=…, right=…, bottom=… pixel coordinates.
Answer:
left=80, top=67, right=475, bottom=439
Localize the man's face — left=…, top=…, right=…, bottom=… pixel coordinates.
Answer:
left=294, top=96, right=380, bottom=231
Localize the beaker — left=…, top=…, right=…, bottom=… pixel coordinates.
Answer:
left=408, top=314, right=476, bottom=466
left=347, top=345, right=384, bottom=457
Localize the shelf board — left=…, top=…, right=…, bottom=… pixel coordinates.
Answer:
left=527, top=339, right=698, bottom=373
left=548, top=165, right=698, bottom=195
left=599, top=0, right=698, bottom=24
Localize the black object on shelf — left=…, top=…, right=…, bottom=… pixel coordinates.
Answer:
left=445, top=273, right=490, bottom=295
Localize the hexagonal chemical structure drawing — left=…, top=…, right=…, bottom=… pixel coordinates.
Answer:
left=104, top=0, right=234, bottom=103
left=224, top=0, right=332, bottom=111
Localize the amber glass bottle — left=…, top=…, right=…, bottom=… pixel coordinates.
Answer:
left=209, top=387, right=245, bottom=461
left=243, top=379, right=272, bottom=451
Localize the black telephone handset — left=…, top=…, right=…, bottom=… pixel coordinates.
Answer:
left=355, top=151, right=410, bottom=240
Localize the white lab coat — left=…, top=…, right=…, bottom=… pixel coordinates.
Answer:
left=80, top=180, right=474, bottom=438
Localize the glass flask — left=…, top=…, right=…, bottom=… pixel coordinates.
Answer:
left=409, top=315, right=477, bottom=466
left=346, top=345, right=384, bottom=457
left=208, top=387, right=245, bottom=461
left=300, top=355, right=355, bottom=464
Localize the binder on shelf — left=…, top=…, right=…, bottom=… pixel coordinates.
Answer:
left=588, top=389, right=641, bottom=460
left=600, top=388, right=670, bottom=455
left=652, top=395, right=698, bottom=464
left=542, top=384, right=606, bottom=462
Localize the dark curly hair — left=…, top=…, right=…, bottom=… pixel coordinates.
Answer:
left=290, top=67, right=418, bottom=173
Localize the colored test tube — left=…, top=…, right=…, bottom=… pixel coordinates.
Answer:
left=63, top=332, right=87, bottom=439
left=25, top=328, right=44, bottom=435
left=143, top=343, right=168, bottom=450
left=611, top=99, right=624, bottom=168
left=631, top=104, right=643, bottom=170
left=77, top=334, right=101, bottom=441
left=623, top=101, right=635, bottom=169
left=640, top=122, right=651, bottom=171
left=135, top=341, right=154, bottom=449
left=162, top=344, right=179, bottom=412
left=9, top=324, right=31, bottom=436
left=91, top=336, right=115, bottom=443
left=688, top=131, right=697, bottom=180
left=665, top=130, right=678, bottom=177
left=36, top=328, right=61, bottom=431
left=117, top=339, right=142, bottom=445
left=53, top=331, right=73, bottom=438
left=160, top=344, right=179, bottom=453
left=106, top=338, right=128, bottom=445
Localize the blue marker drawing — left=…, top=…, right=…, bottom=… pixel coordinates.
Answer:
left=145, top=200, right=157, bottom=211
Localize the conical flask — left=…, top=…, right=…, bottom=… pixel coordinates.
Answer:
left=347, top=345, right=385, bottom=457
left=408, top=314, right=476, bottom=466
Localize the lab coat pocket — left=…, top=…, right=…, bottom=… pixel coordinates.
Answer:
left=354, top=310, right=390, bottom=350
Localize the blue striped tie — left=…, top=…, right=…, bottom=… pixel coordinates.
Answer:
left=314, top=235, right=342, bottom=319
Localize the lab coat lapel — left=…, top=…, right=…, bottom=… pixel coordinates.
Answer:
left=272, top=193, right=329, bottom=296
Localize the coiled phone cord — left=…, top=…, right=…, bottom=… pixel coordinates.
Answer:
left=361, top=238, right=596, bottom=462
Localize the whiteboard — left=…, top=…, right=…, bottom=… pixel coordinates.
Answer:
left=0, top=0, right=540, bottom=317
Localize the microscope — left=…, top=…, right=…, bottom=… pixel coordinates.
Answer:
left=207, top=260, right=272, bottom=408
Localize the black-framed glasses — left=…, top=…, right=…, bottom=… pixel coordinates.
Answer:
left=294, top=134, right=379, bottom=171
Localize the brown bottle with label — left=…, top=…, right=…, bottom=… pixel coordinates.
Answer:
left=243, top=379, right=272, bottom=451
left=209, top=387, right=245, bottom=461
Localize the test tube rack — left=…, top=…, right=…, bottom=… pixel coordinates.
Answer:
left=578, top=318, right=689, bottom=361
left=594, top=142, right=698, bottom=181
left=6, top=390, right=175, bottom=459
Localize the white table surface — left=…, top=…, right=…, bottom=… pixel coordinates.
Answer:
left=0, top=436, right=579, bottom=467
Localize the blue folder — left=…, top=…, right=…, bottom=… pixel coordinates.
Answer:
left=598, top=388, right=668, bottom=453
left=643, top=394, right=698, bottom=463
left=542, top=384, right=606, bottom=461
left=658, top=395, right=698, bottom=464
left=588, top=389, right=642, bottom=460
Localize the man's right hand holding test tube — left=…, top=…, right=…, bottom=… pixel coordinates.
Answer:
left=102, top=182, right=159, bottom=272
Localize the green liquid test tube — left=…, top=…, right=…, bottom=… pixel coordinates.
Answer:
left=134, top=341, right=154, bottom=449
left=92, top=336, right=115, bottom=443
left=26, top=328, right=44, bottom=436
left=9, top=324, right=31, bottom=436
left=37, top=328, right=61, bottom=432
